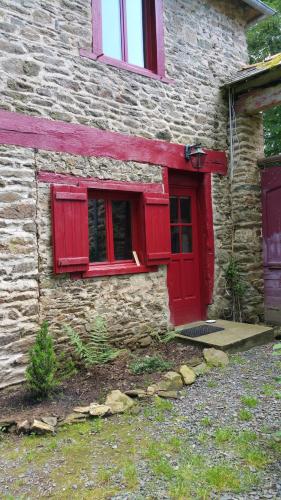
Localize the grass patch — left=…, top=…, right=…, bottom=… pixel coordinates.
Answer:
left=239, top=409, right=253, bottom=421
left=122, top=461, right=138, bottom=488
left=235, top=430, right=257, bottom=445
left=152, top=457, right=176, bottom=480
left=201, top=416, right=213, bottom=427
left=129, top=355, right=172, bottom=374
left=241, top=395, right=258, bottom=408
left=205, top=465, right=241, bottom=490
left=143, top=396, right=174, bottom=422
left=214, top=427, right=235, bottom=444
left=240, top=448, right=269, bottom=468
left=168, top=456, right=259, bottom=498
left=166, top=436, right=182, bottom=451
left=207, top=380, right=218, bottom=388
left=96, top=467, right=112, bottom=485
left=261, top=383, right=276, bottom=396
left=231, top=354, right=246, bottom=365
left=197, top=431, right=210, bottom=444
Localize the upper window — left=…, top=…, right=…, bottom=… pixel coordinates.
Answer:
left=101, top=0, right=153, bottom=69
left=80, top=0, right=166, bottom=81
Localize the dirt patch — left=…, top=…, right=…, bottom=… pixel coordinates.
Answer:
left=0, top=341, right=202, bottom=422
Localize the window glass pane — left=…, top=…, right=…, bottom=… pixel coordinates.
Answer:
left=88, top=199, right=107, bottom=262
left=182, top=226, right=192, bottom=253
left=112, top=200, right=132, bottom=260
left=180, top=197, right=191, bottom=223
left=171, top=226, right=180, bottom=254
left=170, top=197, right=178, bottom=223
left=101, top=0, right=122, bottom=60
left=126, top=0, right=145, bottom=67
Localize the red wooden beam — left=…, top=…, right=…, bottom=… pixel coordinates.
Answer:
left=235, top=83, right=281, bottom=115
left=0, top=110, right=227, bottom=175
left=38, top=170, right=164, bottom=193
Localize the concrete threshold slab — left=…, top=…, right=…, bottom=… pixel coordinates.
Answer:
left=175, top=319, right=275, bottom=353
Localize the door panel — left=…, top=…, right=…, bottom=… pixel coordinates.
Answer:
left=168, top=182, right=202, bottom=326
left=262, top=167, right=281, bottom=324
left=182, top=259, right=196, bottom=298
left=169, top=260, right=181, bottom=299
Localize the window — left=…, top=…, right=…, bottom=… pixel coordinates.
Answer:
left=51, top=183, right=171, bottom=278
left=80, top=0, right=166, bottom=81
left=170, top=196, right=193, bottom=254
left=101, top=0, right=150, bottom=69
left=88, top=192, right=135, bottom=264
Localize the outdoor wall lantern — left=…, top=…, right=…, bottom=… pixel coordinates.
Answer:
left=185, top=143, right=207, bottom=168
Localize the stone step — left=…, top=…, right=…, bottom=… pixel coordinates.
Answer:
left=175, top=319, right=275, bottom=353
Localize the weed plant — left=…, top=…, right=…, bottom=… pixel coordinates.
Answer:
left=239, top=409, right=253, bottom=421
left=129, top=355, right=172, bottom=374
left=240, top=395, right=259, bottom=408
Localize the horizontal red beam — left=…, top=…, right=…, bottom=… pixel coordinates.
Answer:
left=0, top=110, right=227, bottom=175
left=38, top=171, right=164, bottom=193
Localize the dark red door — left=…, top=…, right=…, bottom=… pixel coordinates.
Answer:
left=262, top=166, right=281, bottom=324
left=167, top=182, right=202, bottom=326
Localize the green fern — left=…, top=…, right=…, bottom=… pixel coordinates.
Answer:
left=64, top=317, right=121, bottom=367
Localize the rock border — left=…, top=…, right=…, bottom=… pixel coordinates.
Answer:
left=0, top=348, right=229, bottom=435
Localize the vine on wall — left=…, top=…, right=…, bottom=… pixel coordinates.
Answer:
left=225, top=258, right=247, bottom=322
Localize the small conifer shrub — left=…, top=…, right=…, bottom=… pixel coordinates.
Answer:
left=26, top=321, right=58, bottom=398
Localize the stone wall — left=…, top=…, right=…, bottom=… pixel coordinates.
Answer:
left=0, top=0, right=249, bottom=146
left=0, top=146, right=170, bottom=388
left=0, top=146, right=39, bottom=388
left=35, top=151, right=169, bottom=345
left=232, top=114, right=264, bottom=322
left=0, top=0, right=265, bottom=387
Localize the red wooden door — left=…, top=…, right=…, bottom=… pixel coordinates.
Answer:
left=262, top=166, right=281, bottom=324
left=167, top=183, right=202, bottom=326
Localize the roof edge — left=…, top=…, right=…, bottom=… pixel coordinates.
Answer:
left=242, top=0, right=276, bottom=24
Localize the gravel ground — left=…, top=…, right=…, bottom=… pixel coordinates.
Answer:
left=176, top=343, right=281, bottom=500
left=0, top=342, right=280, bottom=499
left=112, top=343, right=281, bottom=500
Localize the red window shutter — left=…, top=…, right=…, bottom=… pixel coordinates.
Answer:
left=52, top=185, right=89, bottom=274
left=143, top=193, right=171, bottom=265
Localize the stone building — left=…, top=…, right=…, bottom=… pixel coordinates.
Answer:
left=0, top=0, right=275, bottom=388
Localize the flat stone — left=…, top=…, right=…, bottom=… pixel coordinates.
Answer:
left=178, top=321, right=274, bottom=353
left=139, top=336, right=152, bottom=347
left=89, top=404, right=111, bottom=417
left=30, top=419, right=55, bottom=434
left=62, top=413, right=87, bottom=425
left=156, top=371, right=183, bottom=391
left=105, top=390, right=134, bottom=414
left=17, top=420, right=30, bottom=434
left=147, top=385, right=157, bottom=396
left=179, top=365, right=196, bottom=385
left=186, top=355, right=203, bottom=367
left=203, top=348, right=229, bottom=367
left=193, top=362, right=209, bottom=376
left=73, top=406, right=91, bottom=414
left=157, top=390, right=179, bottom=399
left=125, top=389, right=147, bottom=398
left=41, top=416, right=57, bottom=427
left=0, top=418, right=16, bottom=430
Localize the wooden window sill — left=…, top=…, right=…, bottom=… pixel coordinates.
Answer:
left=79, top=50, right=173, bottom=84
left=82, top=263, right=158, bottom=278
